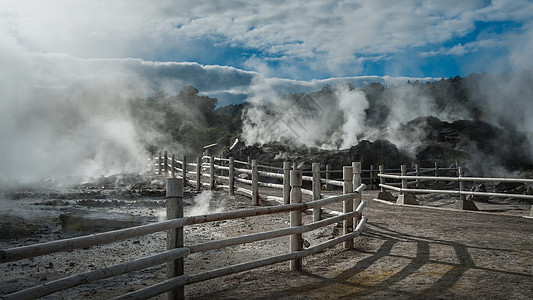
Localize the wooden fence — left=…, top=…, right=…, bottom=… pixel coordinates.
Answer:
left=155, top=151, right=456, bottom=191
left=378, top=164, right=533, bottom=211
left=1, top=154, right=368, bottom=300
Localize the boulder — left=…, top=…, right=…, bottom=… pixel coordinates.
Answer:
left=396, top=193, right=419, bottom=205
left=59, top=212, right=143, bottom=233
left=377, top=191, right=396, bottom=202
left=466, top=184, right=490, bottom=202
left=494, top=182, right=526, bottom=194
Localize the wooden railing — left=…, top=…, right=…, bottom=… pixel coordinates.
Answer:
left=154, top=151, right=457, bottom=190
left=378, top=164, right=533, bottom=211
left=1, top=155, right=367, bottom=300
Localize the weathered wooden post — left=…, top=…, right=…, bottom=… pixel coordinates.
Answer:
left=182, top=155, right=187, bottom=187
left=164, top=151, right=168, bottom=176
left=171, top=154, right=175, bottom=178
left=401, top=165, right=407, bottom=192
left=290, top=169, right=303, bottom=271
left=210, top=155, right=215, bottom=190
left=415, top=163, right=420, bottom=188
left=312, top=162, right=321, bottom=222
left=219, top=155, right=223, bottom=176
left=196, top=157, right=201, bottom=191
left=158, top=152, right=162, bottom=175
left=343, top=166, right=354, bottom=248
left=454, top=166, right=478, bottom=211
left=252, top=160, right=259, bottom=205
left=458, top=167, right=465, bottom=201
left=166, top=177, right=184, bottom=300
left=379, top=165, right=385, bottom=192
left=397, top=165, right=419, bottom=205
left=369, top=164, right=374, bottom=189
left=247, top=156, right=252, bottom=180
left=353, top=162, right=362, bottom=225
left=434, top=161, right=439, bottom=183
left=325, top=164, right=331, bottom=191
left=228, top=157, right=235, bottom=196
left=283, top=162, right=291, bottom=205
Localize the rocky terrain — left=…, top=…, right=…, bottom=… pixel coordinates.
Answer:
left=225, top=115, right=533, bottom=178
left=1, top=177, right=532, bottom=299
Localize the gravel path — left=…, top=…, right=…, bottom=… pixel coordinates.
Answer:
left=1, top=183, right=532, bottom=299
left=185, top=190, right=533, bottom=300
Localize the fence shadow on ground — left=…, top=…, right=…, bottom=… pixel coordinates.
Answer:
left=252, top=222, right=532, bottom=300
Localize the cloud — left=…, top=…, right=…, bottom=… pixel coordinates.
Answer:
left=3, top=1, right=533, bottom=78
left=0, top=31, right=257, bottom=184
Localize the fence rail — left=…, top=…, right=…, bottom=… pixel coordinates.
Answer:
left=377, top=164, right=533, bottom=210
left=2, top=152, right=371, bottom=300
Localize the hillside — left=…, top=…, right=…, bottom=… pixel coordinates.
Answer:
left=129, top=72, right=533, bottom=176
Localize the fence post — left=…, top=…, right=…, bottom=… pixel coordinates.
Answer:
left=458, top=166, right=465, bottom=201
left=312, top=162, right=321, bottom=222
left=415, top=163, right=420, bottom=188
left=401, top=165, right=407, bottom=192
left=166, top=177, right=184, bottom=300
left=171, top=154, right=175, bottom=178
left=196, top=157, right=201, bottom=191
left=210, top=155, right=215, bottom=190
left=164, top=151, right=168, bottom=176
left=353, top=162, right=362, bottom=225
left=182, top=155, right=187, bottom=187
left=247, top=156, right=252, bottom=180
left=158, top=152, right=162, bottom=175
left=454, top=166, right=478, bottom=211
left=369, top=164, right=374, bottom=189
left=325, top=164, right=330, bottom=191
left=283, top=162, right=291, bottom=205
left=343, top=166, right=354, bottom=249
left=397, top=165, right=419, bottom=205
left=229, top=157, right=235, bottom=196
left=290, top=170, right=303, bottom=271
left=379, top=165, right=385, bottom=192
left=434, top=161, right=439, bottom=183
left=252, top=160, right=259, bottom=205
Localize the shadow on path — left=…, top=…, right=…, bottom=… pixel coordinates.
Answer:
left=257, top=222, right=532, bottom=299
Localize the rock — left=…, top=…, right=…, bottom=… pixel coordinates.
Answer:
left=377, top=191, right=396, bottom=202
left=466, top=184, right=490, bottom=202
left=526, top=186, right=533, bottom=195
left=59, top=212, right=143, bottom=233
left=0, top=215, right=36, bottom=241
left=396, top=193, right=419, bottom=205
left=494, top=182, right=526, bottom=193
left=225, top=139, right=412, bottom=173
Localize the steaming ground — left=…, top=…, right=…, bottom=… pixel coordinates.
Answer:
left=1, top=176, right=532, bottom=299
left=0, top=175, right=296, bottom=299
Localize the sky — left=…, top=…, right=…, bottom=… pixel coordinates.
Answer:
left=2, top=0, right=533, bottom=106
left=1, top=0, right=533, bottom=182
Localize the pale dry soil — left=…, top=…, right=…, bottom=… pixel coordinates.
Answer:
left=1, top=186, right=533, bottom=299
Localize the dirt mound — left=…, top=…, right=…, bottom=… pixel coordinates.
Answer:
left=225, top=139, right=411, bottom=171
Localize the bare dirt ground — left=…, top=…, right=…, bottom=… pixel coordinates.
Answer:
left=1, top=177, right=532, bottom=299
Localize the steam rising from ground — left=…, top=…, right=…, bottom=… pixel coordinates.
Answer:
left=241, top=70, right=533, bottom=173
left=242, top=82, right=454, bottom=149
left=0, top=33, right=250, bottom=187
left=186, top=191, right=224, bottom=216
left=0, top=42, right=151, bottom=186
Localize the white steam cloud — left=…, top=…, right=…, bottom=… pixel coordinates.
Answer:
left=186, top=191, right=224, bottom=216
